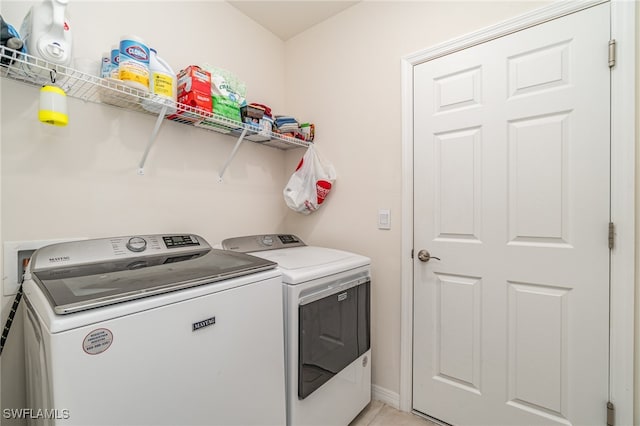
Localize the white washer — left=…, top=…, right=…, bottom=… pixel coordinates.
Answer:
left=222, top=234, right=371, bottom=426
left=22, top=234, right=286, bottom=426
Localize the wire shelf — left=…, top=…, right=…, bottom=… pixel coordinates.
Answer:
left=0, top=46, right=310, bottom=151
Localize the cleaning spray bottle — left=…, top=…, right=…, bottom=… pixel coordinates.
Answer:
left=20, top=0, right=73, bottom=67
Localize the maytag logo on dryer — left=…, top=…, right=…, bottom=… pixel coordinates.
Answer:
left=192, top=316, right=216, bottom=332
left=48, top=256, right=71, bottom=263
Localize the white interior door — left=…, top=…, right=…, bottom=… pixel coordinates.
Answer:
left=412, top=4, right=611, bottom=425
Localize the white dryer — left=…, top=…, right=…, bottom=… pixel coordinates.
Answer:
left=22, top=234, right=286, bottom=426
left=221, top=234, right=371, bottom=426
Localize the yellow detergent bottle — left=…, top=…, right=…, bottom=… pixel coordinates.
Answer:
left=142, top=48, right=177, bottom=115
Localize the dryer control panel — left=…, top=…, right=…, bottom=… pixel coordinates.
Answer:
left=222, top=234, right=306, bottom=253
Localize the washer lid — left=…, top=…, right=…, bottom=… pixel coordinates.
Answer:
left=253, top=246, right=370, bottom=284
left=29, top=235, right=276, bottom=314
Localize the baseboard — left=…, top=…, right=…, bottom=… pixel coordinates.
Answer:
left=371, top=384, right=400, bottom=410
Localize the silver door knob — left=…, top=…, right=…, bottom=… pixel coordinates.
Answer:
left=417, top=250, right=440, bottom=262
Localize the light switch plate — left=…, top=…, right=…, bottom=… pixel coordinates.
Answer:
left=378, top=209, right=391, bottom=230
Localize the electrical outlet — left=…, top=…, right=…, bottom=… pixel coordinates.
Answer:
left=3, top=238, right=87, bottom=296
left=17, top=248, right=36, bottom=284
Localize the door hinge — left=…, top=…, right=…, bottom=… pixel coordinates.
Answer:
left=608, top=222, right=615, bottom=250
left=608, top=39, right=616, bottom=68
left=411, top=249, right=414, bottom=259
left=607, top=401, right=615, bottom=426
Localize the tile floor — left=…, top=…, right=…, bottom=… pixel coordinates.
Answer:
left=349, top=400, right=440, bottom=426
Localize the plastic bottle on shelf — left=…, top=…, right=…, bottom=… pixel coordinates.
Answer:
left=20, top=0, right=73, bottom=71
left=100, top=45, right=119, bottom=78
left=109, top=45, right=119, bottom=78
left=118, top=35, right=149, bottom=92
left=142, top=48, right=177, bottom=115
left=100, top=52, right=111, bottom=78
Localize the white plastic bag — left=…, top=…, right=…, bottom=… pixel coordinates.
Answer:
left=283, top=145, right=336, bottom=215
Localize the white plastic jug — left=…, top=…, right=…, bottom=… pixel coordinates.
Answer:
left=142, top=48, right=177, bottom=115
left=20, top=0, right=73, bottom=66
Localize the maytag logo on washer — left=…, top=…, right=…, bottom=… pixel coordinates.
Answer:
left=48, top=256, right=70, bottom=263
left=192, top=316, right=216, bottom=332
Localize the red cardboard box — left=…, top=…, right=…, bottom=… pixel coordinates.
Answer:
left=176, top=65, right=212, bottom=112
left=178, top=91, right=211, bottom=111
left=168, top=65, right=212, bottom=122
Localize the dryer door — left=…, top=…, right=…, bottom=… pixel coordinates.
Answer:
left=298, top=280, right=370, bottom=399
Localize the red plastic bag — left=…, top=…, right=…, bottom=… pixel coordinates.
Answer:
left=283, top=145, right=336, bottom=215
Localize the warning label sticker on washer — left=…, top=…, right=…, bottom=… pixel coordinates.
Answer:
left=83, top=328, right=113, bottom=355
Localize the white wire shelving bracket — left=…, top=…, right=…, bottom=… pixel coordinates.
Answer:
left=137, top=104, right=168, bottom=175
left=218, top=128, right=248, bottom=183
left=0, top=46, right=310, bottom=179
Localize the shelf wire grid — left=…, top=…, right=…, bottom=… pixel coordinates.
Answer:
left=0, top=46, right=310, bottom=150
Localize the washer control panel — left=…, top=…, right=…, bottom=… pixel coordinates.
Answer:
left=30, top=234, right=208, bottom=270
left=162, top=235, right=201, bottom=249
left=221, top=234, right=306, bottom=253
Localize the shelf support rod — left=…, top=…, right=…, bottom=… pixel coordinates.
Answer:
left=137, top=104, right=169, bottom=175
left=218, top=128, right=248, bottom=183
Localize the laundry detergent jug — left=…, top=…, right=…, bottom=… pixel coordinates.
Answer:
left=142, top=48, right=177, bottom=115
left=20, top=0, right=72, bottom=67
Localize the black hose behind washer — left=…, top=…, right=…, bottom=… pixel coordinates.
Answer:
left=0, top=284, right=23, bottom=356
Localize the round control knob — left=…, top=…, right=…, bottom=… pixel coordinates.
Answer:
left=261, top=236, right=274, bottom=246
left=126, top=237, right=147, bottom=253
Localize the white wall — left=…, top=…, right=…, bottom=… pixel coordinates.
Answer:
left=636, top=4, right=639, bottom=424
left=0, top=1, right=291, bottom=422
left=2, top=1, right=638, bottom=424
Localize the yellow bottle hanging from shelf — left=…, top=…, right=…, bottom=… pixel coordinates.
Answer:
left=39, top=85, right=68, bottom=126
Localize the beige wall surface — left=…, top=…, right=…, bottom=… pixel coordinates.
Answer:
left=282, top=0, right=550, bottom=400
left=1, top=0, right=637, bottom=424
left=0, top=1, right=290, bottom=422
left=636, top=4, right=639, bottom=425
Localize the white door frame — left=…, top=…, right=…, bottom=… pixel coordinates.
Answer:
left=399, top=0, right=636, bottom=424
